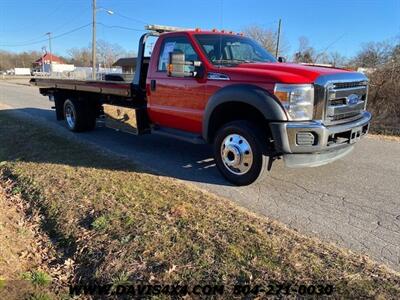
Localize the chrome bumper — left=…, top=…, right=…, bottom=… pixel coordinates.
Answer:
left=270, top=111, right=371, bottom=167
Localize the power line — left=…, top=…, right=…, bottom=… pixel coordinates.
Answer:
left=0, top=8, right=90, bottom=46
left=3, top=33, right=48, bottom=45
left=49, top=8, right=91, bottom=34
left=111, top=11, right=148, bottom=25
left=52, top=23, right=92, bottom=39
left=96, top=22, right=145, bottom=32
left=3, top=0, right=65, bottom=34
left=0, top=37, right=49, bottom=47
left=0, top=2, right=148, bottom=48
left=0, top=23, right=92, bottom=47
left=0, top=21, right=145, bottom=48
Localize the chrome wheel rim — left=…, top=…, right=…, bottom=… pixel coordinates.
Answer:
left=65, top=104, right=76, bottom=129
left=220, top=134, right=253, bottom=175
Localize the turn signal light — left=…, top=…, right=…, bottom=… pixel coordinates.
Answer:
left=274, top=91, right=289, bottom=102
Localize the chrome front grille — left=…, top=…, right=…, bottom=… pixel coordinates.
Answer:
left=332, top=81, right=367, bottom=89
left=325, top=81, right=367, bottom=124
left=313, top=73, right=369, bottom=125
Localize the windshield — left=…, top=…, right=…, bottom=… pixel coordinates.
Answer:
left=195, top=34, right=277, bottom=66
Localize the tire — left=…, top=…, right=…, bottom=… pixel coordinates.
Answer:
left=213, top=120, right=267, bottom=186
left=63, top=98, right=96, bottom=132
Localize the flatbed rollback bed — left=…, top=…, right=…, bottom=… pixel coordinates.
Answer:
left=30, top=25, right=154, bottom=134
left=30, top=78, right=132, bottom=97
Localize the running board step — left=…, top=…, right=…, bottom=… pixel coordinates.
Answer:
left=152, top=127, right=206, bottom=144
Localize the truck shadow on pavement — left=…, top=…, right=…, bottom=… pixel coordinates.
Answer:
left=1, top=108, right=232, bottom=186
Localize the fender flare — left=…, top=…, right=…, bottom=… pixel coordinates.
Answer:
left=202, top=84, right=288, bottom=142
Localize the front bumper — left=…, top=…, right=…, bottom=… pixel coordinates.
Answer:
left=270, top=111, right=371, bottom=167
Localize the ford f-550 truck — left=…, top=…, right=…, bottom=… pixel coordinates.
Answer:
left=30, top=25, right=371, bottom=185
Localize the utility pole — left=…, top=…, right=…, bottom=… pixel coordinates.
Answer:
left=41, top=46, right=46, bottom=73
left=92, top=0, right=96, bottom=80
left=275, top=19, right=281, bottom=58
left=46, top=32, right=52, bottom=73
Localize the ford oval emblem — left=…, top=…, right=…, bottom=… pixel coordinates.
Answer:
left=347, top=94, right=359, bottom=105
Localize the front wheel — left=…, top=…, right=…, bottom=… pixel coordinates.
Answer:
left=213, top=121, right=267, bottom=186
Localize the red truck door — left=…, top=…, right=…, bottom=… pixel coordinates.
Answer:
left=147, top=35, right=205, bottom=134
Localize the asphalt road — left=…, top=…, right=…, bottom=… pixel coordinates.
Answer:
left=1, top=81, right=399, bottom=271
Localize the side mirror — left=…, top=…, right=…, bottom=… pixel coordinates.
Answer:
left=167, top=51, right=202, bottom=78
left=278, top=56, right=286, bottom=63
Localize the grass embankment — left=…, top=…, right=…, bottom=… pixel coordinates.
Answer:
left=0, top=110, right=399, bottom=299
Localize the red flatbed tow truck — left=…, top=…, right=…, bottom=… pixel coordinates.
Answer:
left=31, top=25, right=371, bottom=185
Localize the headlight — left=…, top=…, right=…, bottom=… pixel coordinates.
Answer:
left=274, top=84, right=314, bottom=120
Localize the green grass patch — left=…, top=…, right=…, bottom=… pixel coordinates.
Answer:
left=22, top=271, right=52, bottom=287
left=91, top=215, right=110, bottom=231
left=0, top=111, right=399, bottom=298
left=27, top=291, right=53, bottom=300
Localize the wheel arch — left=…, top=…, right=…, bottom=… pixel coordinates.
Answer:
left=202, top=84, right=288, bottom=143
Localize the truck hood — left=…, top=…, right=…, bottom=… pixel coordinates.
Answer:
left=222, top=62, right=352, bottom=84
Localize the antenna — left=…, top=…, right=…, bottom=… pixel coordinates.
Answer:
left=218, top=0, right=224, bottom=67
left=314, top=33, right=346, bottom=63
left=275, top=19, right=282, bottom=57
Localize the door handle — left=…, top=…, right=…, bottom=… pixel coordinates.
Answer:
left=150, top=79, right=156, bottom=91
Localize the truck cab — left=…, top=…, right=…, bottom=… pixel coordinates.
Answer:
left=32, top=25, right=371, bottom=186
left=144, top=26, right=371, bottom=184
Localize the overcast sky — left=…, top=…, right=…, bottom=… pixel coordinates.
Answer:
left=1, top=0, right=399, bottom=58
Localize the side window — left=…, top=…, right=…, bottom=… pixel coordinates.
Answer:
left=157, top=36, right=199, bottom=72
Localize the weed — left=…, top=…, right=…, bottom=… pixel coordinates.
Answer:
left=11, top=185, right=22, bottom=195
left=22, top=271, right=52, bottom=287
left=91, top=215, right=109, bottom=231
left=27, top=291, right=52, bottom=300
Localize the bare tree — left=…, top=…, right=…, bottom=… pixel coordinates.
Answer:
left=351, top=41, right=392, bottom=68
left=96, top=40, right=127, bottom=68
left=328, top=51, right=348, bottom=67
left=243, top=25, right=289, bottom=56
left=68, top=47, right=92, bottom=67
left=366, top=41, right=400, bottom=134
left=67, top=41, right=128, bottom=68
left=392, top=44, right=400, bottom=61
left=293, top=37, right=346, bottom=66
left=293, top=36, right=315, bottom=63
left=0, top=50, right=42, bottom=70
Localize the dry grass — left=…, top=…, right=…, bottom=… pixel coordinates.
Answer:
left=0, top=186, right=35, bottom=278
left=0, top=110, right=399, bottom=298
left=0, top=176, right=72, bottom=299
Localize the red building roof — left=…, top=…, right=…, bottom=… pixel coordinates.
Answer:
left=34, top=53, right=65, bottom=65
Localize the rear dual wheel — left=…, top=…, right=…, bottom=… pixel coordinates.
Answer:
left=214, top=121, right=267, bottom=186
left=63, top=98, right=96, bottom=132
